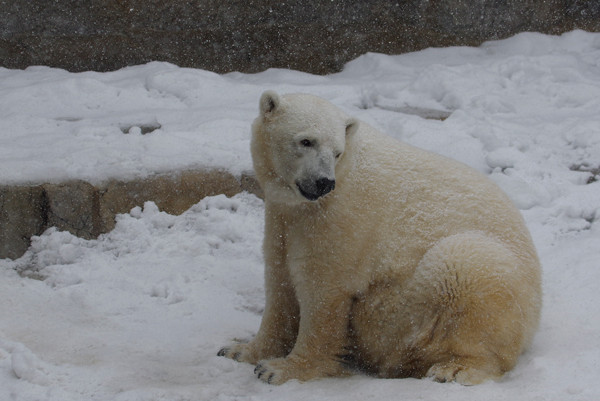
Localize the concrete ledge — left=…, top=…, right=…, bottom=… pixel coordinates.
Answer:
left=0, top=170, right=262, bottom=260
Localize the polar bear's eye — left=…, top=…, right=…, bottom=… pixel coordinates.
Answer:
left=335, top=152, right=342, bottom=159
left=300, top=139, right=313, bottom=148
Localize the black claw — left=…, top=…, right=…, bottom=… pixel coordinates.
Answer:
left=267, top=373, right=274, bottom=384
left=217, top=347, right=228, bottom=357
left=255, top=363, right=270, bottom=381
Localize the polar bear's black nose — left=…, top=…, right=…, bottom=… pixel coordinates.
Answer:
left=315, top=178, right=336, bottom=197
left=297, top=178, right=336, bottom=201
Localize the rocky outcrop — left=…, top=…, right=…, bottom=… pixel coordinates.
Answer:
left=0, top=170, right=262, bottom=260
left=1, top=0, right=599, bottom=74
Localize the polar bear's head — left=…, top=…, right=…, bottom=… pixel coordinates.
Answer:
left=251, top=91, right=358, bottom=204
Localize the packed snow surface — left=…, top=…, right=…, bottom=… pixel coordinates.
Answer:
left=1, top=30, right=600, bottom=400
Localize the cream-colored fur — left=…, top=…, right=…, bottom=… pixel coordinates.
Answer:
left=218, top=91, right=542, bottom=385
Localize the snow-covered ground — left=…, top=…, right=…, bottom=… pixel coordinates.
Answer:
left=1, top=30, right=600, bottom=401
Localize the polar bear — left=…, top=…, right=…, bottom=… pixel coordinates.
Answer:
left=218, top=91, right=542, bottom=386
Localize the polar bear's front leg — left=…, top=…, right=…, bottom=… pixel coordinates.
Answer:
left=219, top=212, right=300, bottom=365
left=253, top=293, right=354, bottom=384
left=218, top=261, right=299, bottom=364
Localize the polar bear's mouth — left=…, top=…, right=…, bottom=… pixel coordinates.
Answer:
left=296, top=178, right=336, bottom=201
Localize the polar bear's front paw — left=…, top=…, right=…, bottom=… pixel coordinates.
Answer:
left=254, top=358, right=297, bottom=385
left=253, top=355, right=346, bottom=385
left=217, top=343, right=259, bottom=364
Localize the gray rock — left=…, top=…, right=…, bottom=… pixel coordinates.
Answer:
left=42, top=180, right=101, bottom=239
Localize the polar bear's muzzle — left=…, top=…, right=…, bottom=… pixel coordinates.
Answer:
left=296, top=177, right=336, bottom=201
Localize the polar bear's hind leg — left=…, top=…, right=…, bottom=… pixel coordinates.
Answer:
left=351, top=231, right=538, bottom=385
left=412, top=232, right=536, bottom=384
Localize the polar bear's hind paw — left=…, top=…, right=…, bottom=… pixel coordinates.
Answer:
left=426, top=361, right=499, bottom=385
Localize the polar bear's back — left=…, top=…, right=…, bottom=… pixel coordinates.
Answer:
left=337, top=121, right=541, bottom=283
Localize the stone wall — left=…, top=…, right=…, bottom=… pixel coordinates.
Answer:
left=0, top=171, right=262, bottom=260
left=1, top=0, right=599, bottom=74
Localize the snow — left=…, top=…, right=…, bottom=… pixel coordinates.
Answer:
left=1, top=30, right=600, bottom=400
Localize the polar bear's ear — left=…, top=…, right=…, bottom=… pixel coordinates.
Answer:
left=345, top=118, right=359, bottom=137
left=259, top=90, right=281, bottom=116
